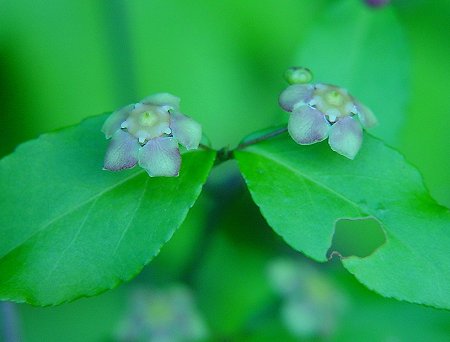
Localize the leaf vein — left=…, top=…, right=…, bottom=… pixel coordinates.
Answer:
left=112, top=177, right=149, bottom=257
left=40, top=196, right=101, bottom=285
left=248, top=149, right=364, bottom=213
left=2, top=170, right=144, bottom=258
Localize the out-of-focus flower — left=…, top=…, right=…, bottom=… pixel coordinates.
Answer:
left=116, top=285, right=209, bottom=342
left=268, top=258, right=348, bottom=339
left=279, top=67, right=377, bottom=159
left=102, top=93, right=202, bottom=177
left=364, top=0, right=390, bottom=8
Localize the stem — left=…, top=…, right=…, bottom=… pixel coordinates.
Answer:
left=1, top=302, right=21, bottom=342
left=236, top=127, right=287, bottom=150
left=198, top=143, right=212, bottom=151
left=216, top=147, right=232, bottom=164
left=103, top=0, right=137, bottom=103
left=198, top=126, right=288, bottom=165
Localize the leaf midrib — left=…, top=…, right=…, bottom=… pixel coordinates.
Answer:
left=242, top=149, right=365, bottom=214
left=242, top=148, right=448, bottom=299
left=1, top=170, right=145, bottom=259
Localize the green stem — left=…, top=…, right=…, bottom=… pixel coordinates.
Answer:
left=199, top=126, right=288, bottom=165
left=236, top=126, right=288, bottom=150
left=103, top=0, right=137, bottom=103
left=198, top=143, right=212, bottom=151
left=216, top=147, right=233, bottom=164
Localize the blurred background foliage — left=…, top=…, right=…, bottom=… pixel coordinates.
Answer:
left=1, top=0, right=449, bottom=341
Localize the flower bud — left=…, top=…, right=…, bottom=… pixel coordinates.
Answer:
left=284, top=67, right=313, bottom=85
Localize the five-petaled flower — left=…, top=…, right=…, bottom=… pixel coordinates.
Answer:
left=102, top=93, right=202, bottom=177
left=279, top=67, right=377, bottom=159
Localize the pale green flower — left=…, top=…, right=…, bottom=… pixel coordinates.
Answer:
left=268, top=258, right=348, bottom=339
left=102, top=93, right=202, bottom=177
left=116, top=285, right=209, bottom=342
left=279, top=69, right=377, bottom=159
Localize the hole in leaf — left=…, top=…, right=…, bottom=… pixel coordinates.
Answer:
left=328, top=218, right=386, bottom=258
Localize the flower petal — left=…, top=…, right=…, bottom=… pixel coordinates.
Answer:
left=279, top=84, right=314, bottom=112
left=328, top=116, right=363, bottom=160
left=170, top=113, right=202, bottom=150
left=288, top=106, right=330, bottom=145
left=355, top=101, right=378, bottom=128
left=101, top=104, right=134, bottom=139
left=140, top=93, right=181, bottom=110
left=104, top=130, right=140, bottom=171
left=138, top=137, right=181, bottom=177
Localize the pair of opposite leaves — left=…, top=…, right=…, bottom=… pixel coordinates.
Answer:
left=0, top=70, right=449, bottom=311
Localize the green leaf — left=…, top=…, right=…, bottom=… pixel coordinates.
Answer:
left=0, top=115, right=216, bottom=306
left=235, top=133, right=450, bottom=309
left=296, top=0, right=409, bottom=146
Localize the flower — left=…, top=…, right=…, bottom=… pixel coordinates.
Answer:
left=116, top=285, right=209, bottom=342
left=268, top=258, right=347, bottom=339
left=279, top=68, right=377, bottom=159
left=364, top=0, right=390, bottom=8
left=102, top=93, right=202, bottom=177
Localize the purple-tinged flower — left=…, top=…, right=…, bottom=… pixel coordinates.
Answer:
left=279, top=69, right=377, bottom=159
left=102, top=93, right=202, bottom=177
left=268, top=259, right=347, bottom=339
left=364, top=0, right=390, bottom=8
left=116, top=285, right=209, bottom=342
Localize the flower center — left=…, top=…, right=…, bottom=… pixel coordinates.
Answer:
left=122, top=105, right=171, bottom=143
left=310, top=84, right=356, bottom=122
left=325, top=90, right=344, bottom=106
left=141, top=111, right=157, bottom=126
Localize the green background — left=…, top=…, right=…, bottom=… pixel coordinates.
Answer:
left=1, top=0, right=449, bottom=340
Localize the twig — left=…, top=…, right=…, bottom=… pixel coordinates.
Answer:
left=1, top=302, right=21, bottom=342
left=236, top=127, right=288, bottom=150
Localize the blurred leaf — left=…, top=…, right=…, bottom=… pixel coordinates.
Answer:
left=150, top=192, right=214, bottom=282
left=196, top=232, right=272, bottom=333
left=235, top=133, right=450, bottom=309
left=296, top=0, right=409, bottom=145
left=0, top=115, right=215, bottom=306
left=19, top=287, right=126, bottom=342
left=398, top=0, right=450, bottom=206
left=194, top=186, right=276, bottom=337
left=0, top=1, right=117, bottom=136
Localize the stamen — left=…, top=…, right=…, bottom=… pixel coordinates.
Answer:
left=140, top=112, right=158, bottom=127
left=325, top=90, right=344, bottom=106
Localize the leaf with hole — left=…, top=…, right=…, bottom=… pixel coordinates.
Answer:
left=0, top=114, right=216, bottom=306
left=235, top=133, right=450, bottom=309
